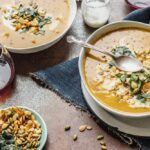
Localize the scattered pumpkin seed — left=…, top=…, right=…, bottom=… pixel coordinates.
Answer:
left=73, top=134, right=78, bottom=141
left=97, top=135, right=104, bottom=141
left=100, top=140, right=106, bottom=145
left=86, top=125, right=92, bottom=130
left=101, top=145, right=107, bottom=150
left=64, top=125, right=71, bottom=131
left=79, top=125, right=87, bottom=132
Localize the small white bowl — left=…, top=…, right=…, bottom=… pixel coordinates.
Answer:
left=79, top=21, right=150, bottom=118
left=6, top=0, right=77, bottom=54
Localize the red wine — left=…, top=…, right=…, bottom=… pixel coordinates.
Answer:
left=126, top=0, right=150, bottom=9
left=0, top=85, right=12, bottom=103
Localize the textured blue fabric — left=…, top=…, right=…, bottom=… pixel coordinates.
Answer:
left=124, top=7, right=150, bottom=23
left=32, top=57, right=87, bottom=110
left=32, top=7, right=150, bottom=150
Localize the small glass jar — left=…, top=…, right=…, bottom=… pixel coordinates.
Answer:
left=81, top=0, right=110, bottom=28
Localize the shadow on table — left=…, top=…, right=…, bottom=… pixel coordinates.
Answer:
left=11, top=36, right=70, bottom=75
left=43, top=135, right=50, bottom=150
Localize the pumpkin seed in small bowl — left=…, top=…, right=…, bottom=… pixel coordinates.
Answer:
left=0, top=106, right=47, bottom=150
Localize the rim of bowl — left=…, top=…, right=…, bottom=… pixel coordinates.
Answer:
left=79, top=20, right=150, bottom=118
left=3, top=0, right=77, bottom=53
left=83, top=0, right=110, bottom=8
left=3, top=106, right=47, bottom=149
left=125, top=0, right=149, bottom=9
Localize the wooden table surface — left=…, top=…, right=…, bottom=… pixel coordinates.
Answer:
left=1, top=1, right=137, bottom=150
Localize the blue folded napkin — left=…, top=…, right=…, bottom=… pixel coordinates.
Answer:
left=31, top=7, right=150, bottom=150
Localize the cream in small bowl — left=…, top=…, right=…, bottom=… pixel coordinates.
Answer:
left=79, top=21, right=150, bottom=118
left=0, top=0, right=77, bottom=53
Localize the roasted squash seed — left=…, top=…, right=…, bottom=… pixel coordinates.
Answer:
left=73, top=134, right=78, bottom=141
left=0, top=107, right=42, bottom=150
left=79, top=125, right=87, bottom=132
left=64, top=125, right=71, bottom=131
left=101, top=145, right=107, bottom=150
left=97, top=135, right=104, bottom=140
left=86, top=125, right=92, bottom=130
left=2, top=123, right=9, bottom=129
left=100, top=140, right=106, bottom=145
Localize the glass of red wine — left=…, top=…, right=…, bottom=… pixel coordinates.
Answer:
left=0, top=45, right=15, bottom=101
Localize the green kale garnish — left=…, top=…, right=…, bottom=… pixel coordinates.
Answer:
left=4, top=3, right=52, bottom=35
left=116, top=71, right=150, bottom=95
left=109, top=46, right=136, bottom=68
left=111, top=46, right=136, bottom=57
left=0, top=131, right=22, bottom=150
left=137, top=93, right=150, bottom=102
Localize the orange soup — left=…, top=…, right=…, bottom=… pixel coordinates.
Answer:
left=84, top=28, right=150, bottom=113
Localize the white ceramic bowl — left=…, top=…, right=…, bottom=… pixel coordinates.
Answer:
left=6, top=0, right=77, bottom=54
left=79, top=21, right=150, bottom=118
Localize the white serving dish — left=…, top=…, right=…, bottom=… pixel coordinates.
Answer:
left=79, top=21, right=150, bottom=118
left=6, top=0, right=77, bottom=54
left=81, top=82, right=150, bottom=137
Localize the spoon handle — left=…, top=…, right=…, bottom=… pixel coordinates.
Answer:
left=67, top=36, right=115, bottom=59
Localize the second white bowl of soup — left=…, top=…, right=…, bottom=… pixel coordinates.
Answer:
left=0, top=0, right=77, bottom=53
left=79, top=21, right=150, bottom=118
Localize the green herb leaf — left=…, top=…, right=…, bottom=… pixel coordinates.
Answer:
left=2, top=131, right=14, bottom=140
left=111, top=46, right=136, bottom=57
left=137, top=93, right=150, bottom=103
left=4, top=3, right=52, bottom=35
left=0, top=131, right=22, bottom=150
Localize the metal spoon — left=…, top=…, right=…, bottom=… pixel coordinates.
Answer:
left=67, top=36, right=143, bottom=72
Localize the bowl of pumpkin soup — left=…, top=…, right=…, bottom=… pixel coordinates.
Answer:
left=79, top=21, right=150, bottom=118
left=0, top=0, right=77, bottom=53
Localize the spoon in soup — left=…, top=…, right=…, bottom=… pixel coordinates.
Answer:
left=67, top=35, right=143, bottom=72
